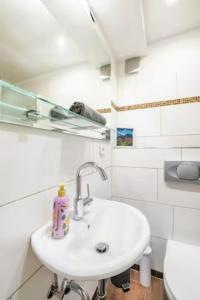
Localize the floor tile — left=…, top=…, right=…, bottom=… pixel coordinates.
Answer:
left=105, top=271, right=168, bottom=300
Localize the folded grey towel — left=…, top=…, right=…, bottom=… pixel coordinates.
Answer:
left=69, top=102, right=106, bottom=126
left=50, top=106, right=68, bottom=121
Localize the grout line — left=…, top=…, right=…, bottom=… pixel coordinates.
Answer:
left=135, top=134, right=200, bottom=138
left=159, top=106, right=162, bottom=137
left=151, top=235, right=167, bottom=241
left=0, top=185, right=59, bottom=208
left=9, top=265, right=43, bottom=298
left=0, top=165, right=112, bottom=208
left=114, top=145, right=200, bottom=150
left=176, top=71, right=178, bottom=98
left=173, top=205, right=200, bottom=212
left=172, top=206, right=175, bottom=239
left=112, top=195, right=172, bottom=208
left=112, top=195, right=200, bottom=211
left=156, top=169, right=159, bottom=203
left=112, top=165, right=161, bottom=170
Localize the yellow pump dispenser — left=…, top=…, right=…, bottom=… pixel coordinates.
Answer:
left=52, top=183, right=70, bottom=239
left=58, top=184, right=66, bottom=197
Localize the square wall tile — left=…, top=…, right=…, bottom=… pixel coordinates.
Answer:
left=0, top=188, right=56, bottom=300
left=0, top=124, right=61, bottom=206
left=12, top=267, right=97, bottom=300
left=11, top=267, right=56, bottom=300
left=151, top=237, right=167, bottom=272
left=158, top=169, right=200, bottom=209
left=112, top=167, right=157, bottom=202
left=93, top=140, right=111, bottom=169
left=182, top=149, right=200, bottom=161
left=118, top=66, right=176, bottom=105
left=177, top=66, right=200, bottom=98
left=174, top=207, right=200, bottom=246
left=0, top=123, right=99, bottom=206
left=145, top=135, right=200, bottom=148
left=112, top=197, right=173, bottom=239
left=112, top=148, right=180, bottom=169
left=82, top=167, right=111, bottom=200
left=135, top=137, right=145, bottom=148
left=60, top=134, right=94, bottom=181
left=161, top=103, right=200, bottom=136
left=118, top=108, right=161, bottom=137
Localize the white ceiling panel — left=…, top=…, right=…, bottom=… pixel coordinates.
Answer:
left=142, top=0, right=200, bottom=42
left=0, top=0, right=86, bottom=82
left=1, top=0, right=199, bottom=82
left=88, top=0, right=147, bottom=59
left=41, top=0, right=110, bottom=68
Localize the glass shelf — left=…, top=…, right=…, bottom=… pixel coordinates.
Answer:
left=0, top=80, right=112, bottom=140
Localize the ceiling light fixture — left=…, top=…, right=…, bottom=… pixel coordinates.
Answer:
left=56, top=36, right=66, bottom=47
left=165, top=0, right=179, bottom=6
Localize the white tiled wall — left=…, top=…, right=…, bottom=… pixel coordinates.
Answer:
left=112, top=28, right=200, bottom=272
left=174, top=207, right=200, bottom=246
left=112, top=105, right=200, bottom=271
left=0, top=123, right=111, bottom=300
left=117, top=28, right=200, bottom=106
left=19, top=62, right=112, bottom=110
left=158, top=169, right=200, bottom=209
left=117, top=108, right=161, bottom=137
left=161, top=103, right=200, bottom=136
left=112, top=167, right=157, bottom=202
left=11, top=267, right=96, bottom=300
left=112, top=148, right=181, bottom=169
left=150, top=237, right=167, bottom=272
left=112, top=109, right=200, bottom=271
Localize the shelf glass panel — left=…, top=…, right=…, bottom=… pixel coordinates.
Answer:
left=0, top=80, right=113, bottom=139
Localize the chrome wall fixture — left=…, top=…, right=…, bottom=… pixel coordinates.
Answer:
left=164, top=161, right=200, bottom=184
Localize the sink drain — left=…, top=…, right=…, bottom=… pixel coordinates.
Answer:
left=95, top=242, right=109, bottom=253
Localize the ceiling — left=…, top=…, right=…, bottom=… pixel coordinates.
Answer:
left=0, top=0, right=200, bottom=82
left=88, top=0, right=147, bottom=59
left=0, top=0, right=86, bottom=82
left=41, top=0, right=110, bottom=67
left=142, top=0, right=200, bottom=42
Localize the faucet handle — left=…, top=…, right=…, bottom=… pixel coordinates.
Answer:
left=83, top=184, right=93, bottom=206
left=86, top=184, right=90, bottom=198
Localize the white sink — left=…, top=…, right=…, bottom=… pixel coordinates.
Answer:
left=31, top=198, right=150, bottom=281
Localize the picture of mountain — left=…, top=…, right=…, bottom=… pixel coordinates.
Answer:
left=117, top=128, right=134, bottom=146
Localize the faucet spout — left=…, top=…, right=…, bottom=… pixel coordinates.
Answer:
left=93, top=163, right=108, bottom=181
left=74, top=162, right=108, bottom=220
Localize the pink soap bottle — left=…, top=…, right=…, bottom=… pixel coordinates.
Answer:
left=52, top=184, right=70, bottom=239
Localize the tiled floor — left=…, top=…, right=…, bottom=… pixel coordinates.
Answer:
left=105, top=270, right=168, bottom=300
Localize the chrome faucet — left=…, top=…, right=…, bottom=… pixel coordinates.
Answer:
left=73, top=162, right=108, bottom=220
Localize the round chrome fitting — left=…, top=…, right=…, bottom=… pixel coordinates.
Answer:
left=95, top=242, right=109, bottom=253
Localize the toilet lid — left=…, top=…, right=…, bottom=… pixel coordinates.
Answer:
left=164, top=240, right=200, bottom=300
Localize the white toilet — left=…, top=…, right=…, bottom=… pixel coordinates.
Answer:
left=164, top=240, right=200, bottom=300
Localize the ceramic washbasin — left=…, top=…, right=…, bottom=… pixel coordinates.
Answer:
left=31, top=198, right=150, bottom=281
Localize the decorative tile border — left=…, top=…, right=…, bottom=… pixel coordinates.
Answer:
left=111, top=101, right=119, bottom=111
left=117, top=96, right=200, bottom=112
left=97, top=96, right=200, bottom=113
left=96, top=107, right=111, bottom=113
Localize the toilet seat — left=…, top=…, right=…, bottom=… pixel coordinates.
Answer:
left=164, top=240, right=200, bottom=300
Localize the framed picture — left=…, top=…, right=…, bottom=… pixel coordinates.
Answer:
left=116, top=127, right=134, bottom=147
